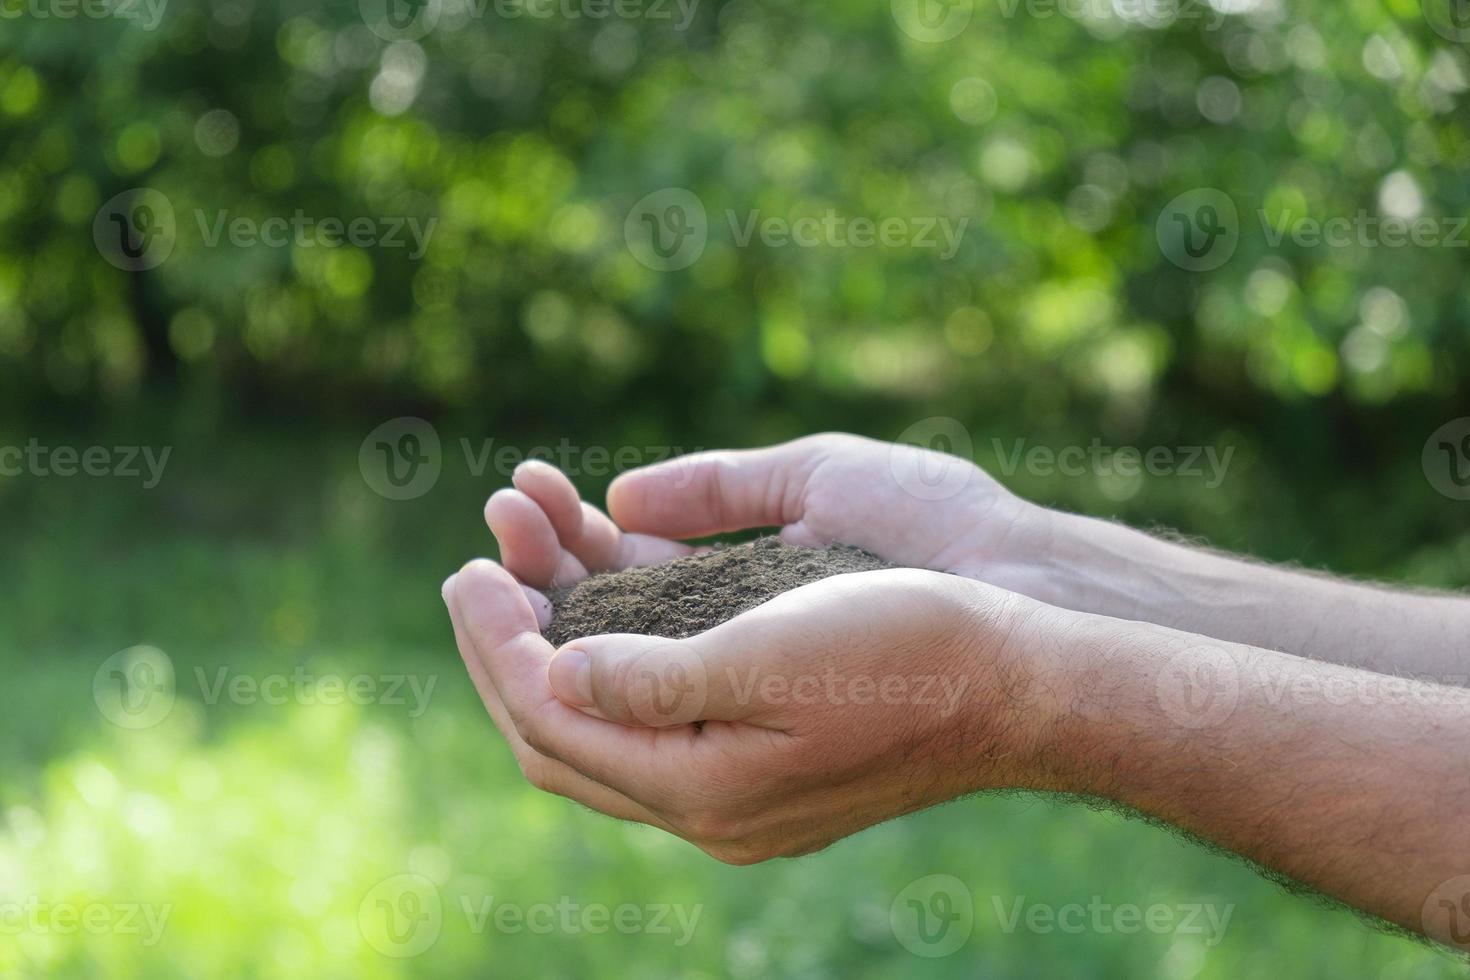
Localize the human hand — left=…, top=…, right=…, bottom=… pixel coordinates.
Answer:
left=443, top=559, right=1063, bottom=863
left=485, top=433, right=1051, bottom=610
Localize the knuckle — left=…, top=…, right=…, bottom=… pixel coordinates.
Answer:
left=516, top=706, right=563, bottom=762
left=679, top=803, right=747, bottom=845
left=516, top=754, right=556, bottom=793
left=700, top=839, right=776, bottom=867
left=457, top=557, right=507, bottom=591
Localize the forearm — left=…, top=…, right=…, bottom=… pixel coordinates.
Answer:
left=991, top=507, right=1470, bottom=682
left=1011, top=608, right=1470, bottom=944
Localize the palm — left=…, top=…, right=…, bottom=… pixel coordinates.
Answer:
left=777, top=435, right=1023, bottom=572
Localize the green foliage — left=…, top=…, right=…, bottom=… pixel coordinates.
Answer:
left=1, top=0, right=1467, bottom=417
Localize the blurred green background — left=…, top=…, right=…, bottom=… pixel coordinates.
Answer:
left=3, top=0, right=1470, bottom=974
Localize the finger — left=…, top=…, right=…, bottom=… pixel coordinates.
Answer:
left=547, top=630, right=777, bottom=728
left=601, top=504, right=696, bottom=569
left=606, top=442, right=814, bottom=539
left=547, top=494, right=690, bottom=572
left=779, top=519, right=828, bottom=549
left=444, top=570, right=674, bottom=828
left=521, top=584, right=553, bottom=630
left=512, top=459, right=693, bottom=571
left=511, top=461, right=586, bottom=544
left=484, top=488, right=588, bottom=589
left=453, top=560, right=684, bottom=803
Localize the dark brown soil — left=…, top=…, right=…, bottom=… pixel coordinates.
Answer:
left=543, top=537, right=894, bottom=646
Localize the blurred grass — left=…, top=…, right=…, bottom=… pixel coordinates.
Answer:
left=0, top=414, right=1465, bottom=977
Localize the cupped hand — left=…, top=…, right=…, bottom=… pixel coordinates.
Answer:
left=444, top=558, right=1061, bottom=863
left=485, top=433, right=1051, bottom=610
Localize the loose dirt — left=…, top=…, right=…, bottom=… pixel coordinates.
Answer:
left=543, top=537, right=893, bottom=646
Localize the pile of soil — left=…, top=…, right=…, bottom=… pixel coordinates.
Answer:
left=543, top=537, right=894, bottom=646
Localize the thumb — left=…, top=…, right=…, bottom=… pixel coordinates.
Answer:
left=548, top=633, right=755, bottom=727
left=606, top=441, right=815, bottom=539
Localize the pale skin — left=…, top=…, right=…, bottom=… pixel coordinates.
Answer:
left=442, top=433, right=1470, bottom=949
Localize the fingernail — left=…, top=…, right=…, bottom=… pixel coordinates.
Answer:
left=441, top=573, right=458, bottom=604
left=549, top=647, right=593, bottom=706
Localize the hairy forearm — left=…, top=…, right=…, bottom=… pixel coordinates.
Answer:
left=1014, top=608, right=1470, bottom=944
left=991, top=508, right=1470, bottom=682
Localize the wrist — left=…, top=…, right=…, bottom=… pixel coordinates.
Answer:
left=962, top=591, right=1185, bottom=799
left=942, top=577, right=1090, bottom=794
left=952, top=501, right=1095, bottom=612
left=972, top=506, right=1197, bottom=624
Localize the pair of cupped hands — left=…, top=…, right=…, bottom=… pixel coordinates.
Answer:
left=442, top=433, right=1071, bottom=864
